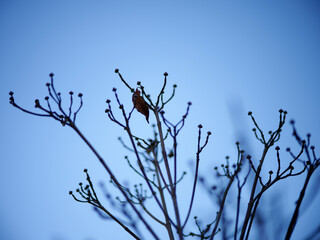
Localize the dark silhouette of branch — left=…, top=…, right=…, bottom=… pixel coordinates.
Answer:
left=70, top=170, right=141, bottom=240
left=9, top=71, right=320, bottom=240
left=9, top=73, right=160, bottom=240
left=285, top=121, right=320, bottom=240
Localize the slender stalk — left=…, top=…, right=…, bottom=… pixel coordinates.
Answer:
left=173, top=131, right=178, bottom=189
left=182, top=127, right=203, bottom=228
left=140, top=202, right=165, bottom=226
left=97, top=204, right=141, bottom=240
left=234, top=176, right=242, bottom=240
left=244, top=196, right=261, bottom=240
left=235, top=165, right=251, bottom=240
left=154, top=109, right=183, bottom=240
left=71, top=124, right=160, bottom=240
left=239, top=146, right=269, bottom=240
left=152, top=150, right=175, bottom=240
left=154, top=109, right=174, bottom=191
left=285, top=168, right=313, bottom=240
left=210, top=175, right=236, bottom=240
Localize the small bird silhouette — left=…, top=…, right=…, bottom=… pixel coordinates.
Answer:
left=132, top=89, right=149, bottom=123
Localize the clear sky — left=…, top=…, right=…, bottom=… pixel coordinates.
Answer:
left=1, top=0, right=320, bottom=240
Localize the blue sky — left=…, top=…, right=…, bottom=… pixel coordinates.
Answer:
left=1, top=0, right=320, bottom=239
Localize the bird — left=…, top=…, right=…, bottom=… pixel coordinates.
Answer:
left=132, top=89, right=149, bottom=123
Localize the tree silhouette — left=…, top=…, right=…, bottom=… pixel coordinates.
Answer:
left=9, top=70, right=320, bottom=240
